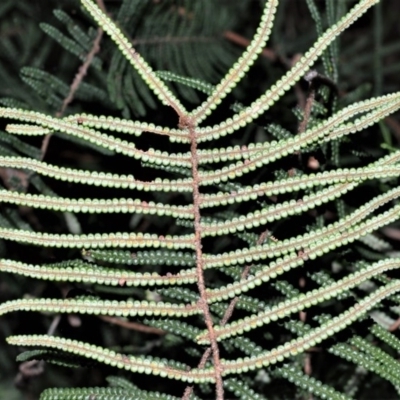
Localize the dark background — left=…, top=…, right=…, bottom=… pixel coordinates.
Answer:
left=0, top=1, right=399, bottom=399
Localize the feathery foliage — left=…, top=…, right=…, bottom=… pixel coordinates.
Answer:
left=1, top=0, right=400, bottom=399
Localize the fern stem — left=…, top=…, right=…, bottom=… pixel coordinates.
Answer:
left=187, top=116, right=224, bottom=399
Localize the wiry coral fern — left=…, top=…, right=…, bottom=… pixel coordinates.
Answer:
left=1, top=0, right=400, bottom=399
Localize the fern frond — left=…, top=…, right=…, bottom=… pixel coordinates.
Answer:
left=0, top=258, right=197, bottom=287
left=9, top=279, right=400, bottom=381
left=273, top=365, right=351, bottom=400
left=196, top=258, right=400, bottom=343
left=0, top=228, right=194, bottom=249
left=1, top=0, right=399, bottom=398
left=0, top=297, right=200, bottom=318
left=0, top=189, right=194, bottom=217
left=81, top=0, right=186, bottom=115
left=40, top=387, right=182, bottom=400
left=0, top=155, right=193, bottom=192
left=190, top=0, right=278, bottom=122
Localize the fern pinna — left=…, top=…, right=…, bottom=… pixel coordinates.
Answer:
left=1, top=0, right=400, bottom=399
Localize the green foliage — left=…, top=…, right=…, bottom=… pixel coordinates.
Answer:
left=0, top=0, right=400, bottom=399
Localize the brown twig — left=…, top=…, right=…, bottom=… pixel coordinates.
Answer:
left=297, top=81, right=316, bottom=395
left=303, top=351, right=313, bottom=400
left=298, top=70, right=317, bottom=135
left=13, top=4, right=106, bottom=389
left=382, top=227, right=400, bottom=241
left=223, top=31, right=309, bottom=111
left=56, top=25, right=103, bottom=118
left=299, top=277, right=313, bottom=400
left=384, top=116, right=400, bottom=144
left=14, top=315, right=61, bottom=390
left=223, top=30, right=277, bottom=62
left=219, top=229, right=270, bottom=325
left=39, top=2, right=104, bottom=161
left=95, top=0, right=106, bottom=12
left=99, top=315, right=165, bottom=335
left=388, top=317, right=400, bottom=332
